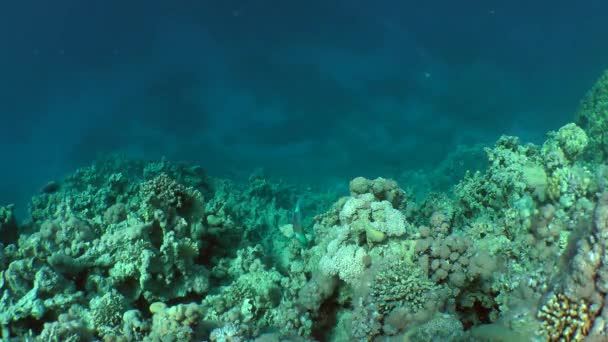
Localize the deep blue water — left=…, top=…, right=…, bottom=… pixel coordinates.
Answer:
left=2, top=0, right=608, bottom=215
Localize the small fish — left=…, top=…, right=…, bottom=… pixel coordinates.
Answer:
left=292, top=199, right=308, bottom=246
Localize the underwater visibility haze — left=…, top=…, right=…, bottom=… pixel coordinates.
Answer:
left=2, top=0, right=608, bottom=341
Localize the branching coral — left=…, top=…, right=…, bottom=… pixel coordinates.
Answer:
left=536, top=192, right=608, bottom=341
left=538, top=292, right=593, bottom=341
left=349, top=260, right=447, bottom=340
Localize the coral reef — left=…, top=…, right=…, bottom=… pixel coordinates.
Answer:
left=0, top=157, right=332, bottom=341
left=2, top=69, right=608, bottom=341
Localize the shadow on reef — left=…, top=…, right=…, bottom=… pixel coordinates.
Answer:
left=3, top=68, right=608, bottom=341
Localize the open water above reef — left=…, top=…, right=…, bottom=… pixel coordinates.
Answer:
left=2, top=1, right=608, bottom=341
left=2, top=1, right=608, bottom=212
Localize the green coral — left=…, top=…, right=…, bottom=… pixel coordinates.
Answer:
left=368, top=261, right=438, bottom=314
left=553, top=123, right=589, bottom=160
left=146, top=302, right=208, bottom=341
left=454, top=135, right=536, bottom=221
left=349, top=260, right=446, bottom=339
left=542, top=123, right=589, bottom=167
left=89, top=289, right=127, bottom=336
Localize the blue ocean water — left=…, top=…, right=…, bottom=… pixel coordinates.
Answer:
left=2, top=0, right=607, bottom=211
left=2, top=1, right=608, bottom=341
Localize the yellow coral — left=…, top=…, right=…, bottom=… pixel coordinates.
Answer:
left=547, top=170, right=565, bottom=201
left=537, top=293, right=593, bottom=342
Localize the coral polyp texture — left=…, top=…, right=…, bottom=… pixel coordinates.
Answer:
left=4, top=69, right=608, bottom=341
